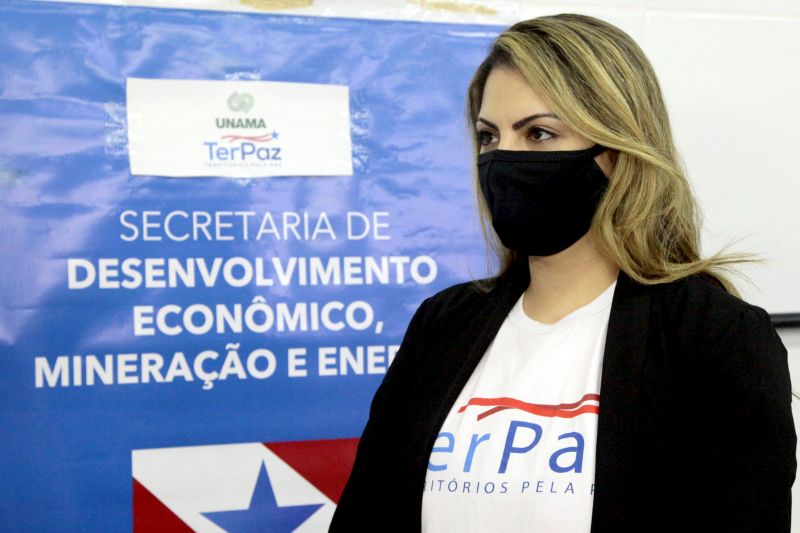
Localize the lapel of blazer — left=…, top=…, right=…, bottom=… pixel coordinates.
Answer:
left=591, top=270, right=651, bottom=531
left=410, top=263, right=529, bottom=487
left=438, top=263, right=530, bottom=406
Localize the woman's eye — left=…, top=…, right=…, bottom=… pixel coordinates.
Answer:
left=477, top=130, right=497, bottom=146
left=529, top=127, right=554, bottom=142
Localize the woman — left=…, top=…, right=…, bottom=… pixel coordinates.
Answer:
left=330, top=14, right=796, bottom=533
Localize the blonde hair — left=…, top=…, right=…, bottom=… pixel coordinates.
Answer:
left=467, top=14, right=751, bottom=294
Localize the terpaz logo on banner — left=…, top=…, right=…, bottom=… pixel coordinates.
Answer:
left=126, top=78, right=353, bottom=178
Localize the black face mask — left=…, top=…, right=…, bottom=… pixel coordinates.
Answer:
left=477, top=144, right=609, bottom=257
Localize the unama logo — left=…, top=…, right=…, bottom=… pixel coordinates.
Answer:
left=203, top=91, right=282, bottom=170
left=132, top=438, right=358, bottom=532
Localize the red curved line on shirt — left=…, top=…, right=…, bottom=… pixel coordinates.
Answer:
left=475, top=406, right=511, bottom=420
left=458, top=393, right=599, bottom=413
left=486, top=403, right=599, bottom=420
left=458, top=393, right=600, bottom=421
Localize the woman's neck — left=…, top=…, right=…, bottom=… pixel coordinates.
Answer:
left=522, top=233, right=620, bottom=324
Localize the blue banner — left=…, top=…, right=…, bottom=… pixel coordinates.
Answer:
left=0, top=1, right=500, bottom=530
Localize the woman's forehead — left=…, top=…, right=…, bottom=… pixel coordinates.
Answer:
left=478, top=67, right=555, bottom=124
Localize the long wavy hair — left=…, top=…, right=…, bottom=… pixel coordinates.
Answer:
left=467, top=14, right=751, bottom=294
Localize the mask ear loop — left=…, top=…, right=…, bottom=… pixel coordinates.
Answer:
left=587, top=144, right=608, bottom=158
left=585, top=144, right=612, bottom=205
left=584, top=144, right=612, bottom=183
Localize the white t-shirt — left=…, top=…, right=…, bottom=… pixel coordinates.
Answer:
left=421, top=281, right=616, bottom=533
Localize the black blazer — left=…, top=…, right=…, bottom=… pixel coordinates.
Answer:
left=330, top=263, right=797, bottom=532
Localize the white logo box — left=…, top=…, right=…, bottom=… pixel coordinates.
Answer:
left=126, top=78, right=353, bottom=178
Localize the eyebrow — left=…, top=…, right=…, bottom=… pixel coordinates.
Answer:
left=477, top=113, right=560, bottom=131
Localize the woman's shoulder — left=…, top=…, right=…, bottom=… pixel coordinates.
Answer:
left=422, top=261, right=528, bottom=313
left=649, top=273, right=781, bottom=357
left=414, top=277, right=496, bottom=324
left=405, top=270, right=522, bottom=341
left=654, top=273, right=772, bottom=326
